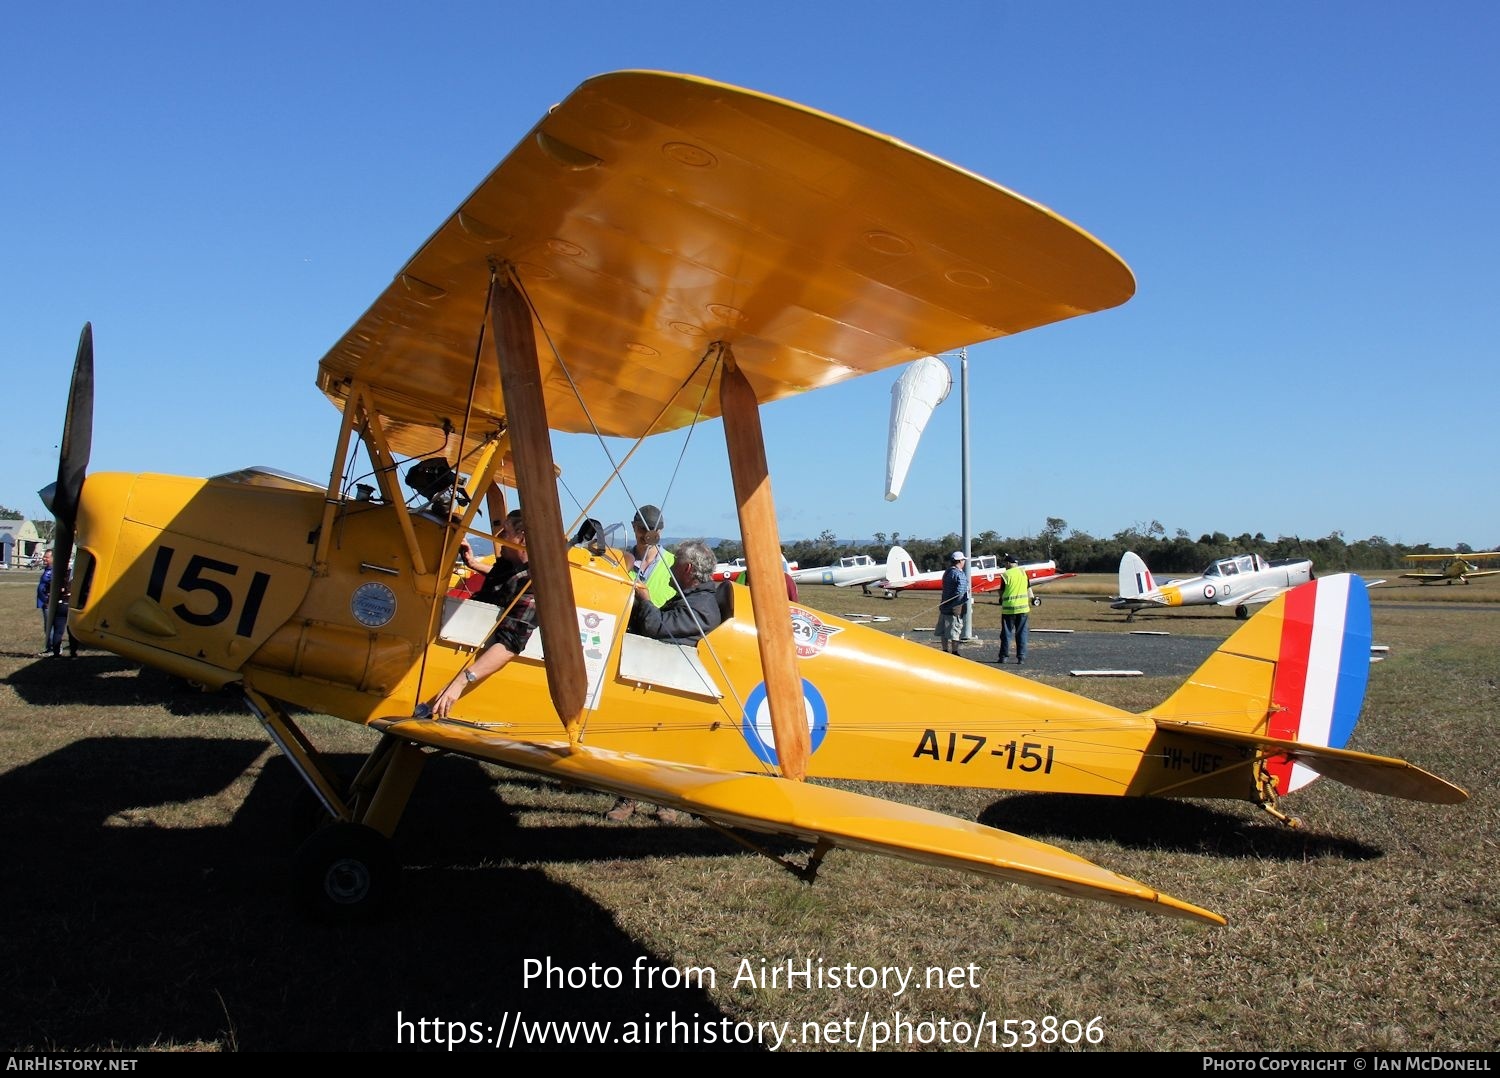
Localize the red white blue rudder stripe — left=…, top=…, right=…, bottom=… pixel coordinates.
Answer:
left=1265, top=574, right=1372, bottom=794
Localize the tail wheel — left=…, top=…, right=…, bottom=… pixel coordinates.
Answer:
left=292, top=822, right=397, bottom=920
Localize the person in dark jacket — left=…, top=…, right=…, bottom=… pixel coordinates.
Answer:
left=428, top=512, right=537, bottom=719
left=628, top=539, right=722, bottom=642
left=36, top=549, right=55, bottom=656
left=608, top=538, right=723, bottom=824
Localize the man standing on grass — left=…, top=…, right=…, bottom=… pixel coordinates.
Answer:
left=997, top=554, right=1030, bottom=665
left=937, top=551, right=970, bottom=655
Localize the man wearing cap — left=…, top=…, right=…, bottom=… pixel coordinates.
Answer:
left=937, top=550, right=971, bottom=655
left=997, top=554, right=1030, bottom=665
left=629, top=504, right=677, bottom=608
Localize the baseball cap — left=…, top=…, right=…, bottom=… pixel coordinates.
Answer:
left=950, top=550, right=965, bottom=561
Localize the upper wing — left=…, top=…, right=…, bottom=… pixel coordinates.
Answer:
left=316, top=71, right=1135, bottom=458
left=374, top=716, right=1221, bottom=924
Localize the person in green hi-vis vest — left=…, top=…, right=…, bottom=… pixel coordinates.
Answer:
left=998, top=554, right=1031, bottom=665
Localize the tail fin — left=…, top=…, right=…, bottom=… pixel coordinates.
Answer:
left=1149, top=574, right=1464, bottom=804
left=1118, top=550, right=1154, bottom=598
left=886, top=545, right=917, bottom=583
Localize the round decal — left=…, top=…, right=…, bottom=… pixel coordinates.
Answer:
left=1203, top=584, right=1216, bottom=600
left=740, top=680, right=829, bottom=767
left=351, top=581, right=397, bottom=628
left=788, top=607, right=842, bottom=658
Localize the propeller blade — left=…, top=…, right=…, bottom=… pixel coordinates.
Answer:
left=53, top=323, right=95, bottom=529
left=39, top=323, right=94, bottom=656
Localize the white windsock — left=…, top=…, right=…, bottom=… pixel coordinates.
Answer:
left=885, top=355, right=951, bottom=500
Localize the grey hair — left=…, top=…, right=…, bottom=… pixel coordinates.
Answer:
left=674, top=539, right=717, bottom=583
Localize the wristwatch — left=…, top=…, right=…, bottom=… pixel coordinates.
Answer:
left=463, top=669, right=478, bottom=684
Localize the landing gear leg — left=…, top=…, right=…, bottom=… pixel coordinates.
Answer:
left=243, top=688, right=429, bottom=918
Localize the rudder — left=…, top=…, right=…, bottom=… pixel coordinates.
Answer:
left=1118, top=550, right=1154, bottom=598
left=1149, top=574, right=1371, bottom=794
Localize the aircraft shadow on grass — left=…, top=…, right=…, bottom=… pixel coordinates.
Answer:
left=0, top=738, right=747, bottom=1052
left=7, top=656, right=249, bottom=716
left=978, top=793, right=1381, bottom=861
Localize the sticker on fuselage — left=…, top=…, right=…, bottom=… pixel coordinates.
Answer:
left=351, top=581, right=397, bottom=628
left=740, top=680, right=829, bottom=766
left=789, top=607, right=842, bottom=658
left=1202, top=584, right=1216, bottom=600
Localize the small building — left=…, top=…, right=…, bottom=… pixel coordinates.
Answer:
left=0, top=518, right=45, bottom=569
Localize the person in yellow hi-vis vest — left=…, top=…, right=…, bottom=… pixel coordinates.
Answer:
left=997, top=554, right=1031, bottom=665
left=628, top=504, right=676, bottom=608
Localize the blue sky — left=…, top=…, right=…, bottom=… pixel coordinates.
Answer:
left=5, top=2, right=1497, bottom=550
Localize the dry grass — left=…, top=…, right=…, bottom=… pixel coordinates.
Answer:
left=1, top=572, right=1495, bottom=1052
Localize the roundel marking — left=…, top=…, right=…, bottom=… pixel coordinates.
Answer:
left=740, top=680, right=829, bottom=767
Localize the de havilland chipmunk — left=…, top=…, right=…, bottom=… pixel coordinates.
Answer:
left=40, top=71, right=1465, bottom=926
left=1110, top=550, right=1317, bottom=621
left=788, top=550, right=902, bottom=591
left=877, top=548, right=1074, bottom=604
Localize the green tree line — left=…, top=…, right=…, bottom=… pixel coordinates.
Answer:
left=713, top=518, right=1494, bottom=576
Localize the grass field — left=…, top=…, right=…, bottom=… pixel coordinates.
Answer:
left=1, top=571, right=1495, bottom=1052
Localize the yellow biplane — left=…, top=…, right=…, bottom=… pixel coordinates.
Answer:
left=41, top=72, right=1465, bottom=927
left=1399, top=551, right=1500, bottom=585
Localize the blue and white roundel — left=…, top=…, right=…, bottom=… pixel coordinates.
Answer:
left=740, top=680, right=829, bottom=766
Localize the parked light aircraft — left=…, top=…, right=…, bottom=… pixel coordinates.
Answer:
left=1399, top=552, right=1500, bottom=585
left=876, top=548, right=1074, bottom=604
left=40, top=72, right=1464, bottom=927
left=1112, top=550, right=1315, bottom=621
left=788, top=549, right=902, bottom=592
left=711, top=554, right=795, bottom=583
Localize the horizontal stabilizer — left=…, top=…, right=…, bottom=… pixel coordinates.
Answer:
left=375, top=716, right=1224, bottom=924
left=1153, top=719, right=1468, bottom=804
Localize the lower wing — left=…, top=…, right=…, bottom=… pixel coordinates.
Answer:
left=374, top=716, right=1223, bottom=924
left=1213, top=585, right=1284, bottom=607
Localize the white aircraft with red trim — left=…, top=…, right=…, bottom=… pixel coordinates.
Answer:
left=876, top=548, right=1074, bottom=604
left=1112, top=550, right=1314, bottom=621
left=711, top=554, right=796, bottom=583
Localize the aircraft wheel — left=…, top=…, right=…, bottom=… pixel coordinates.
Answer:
left=1030, top=594, right=1042, bottom=608
left=292, top=822, right=397, bottom=920
left=1235, top=605, right=1250, bottom=620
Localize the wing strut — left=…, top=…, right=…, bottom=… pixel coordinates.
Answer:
left=719, top=347, right=808, bottom=781
left=488, top=270, right=588, bottom=742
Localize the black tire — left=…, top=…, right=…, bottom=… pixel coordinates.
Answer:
left=1030, top=594, right=1042, bottom=608
left=292, top=822, right=397, bottom=920
left=1235, top=605, right=1250, bottom=620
